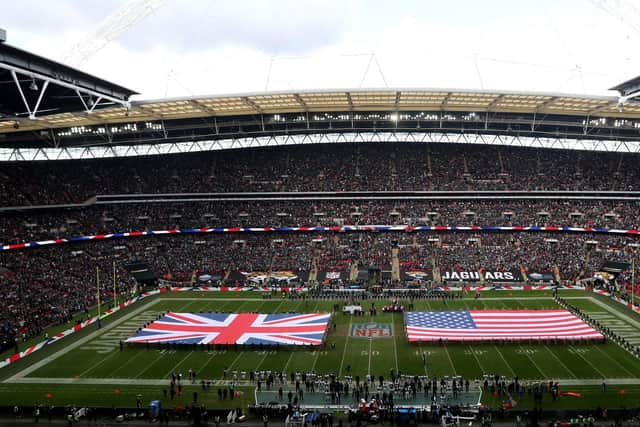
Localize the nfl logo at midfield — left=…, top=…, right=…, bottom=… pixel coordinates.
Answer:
left=350, top=323, right=393, bottom=339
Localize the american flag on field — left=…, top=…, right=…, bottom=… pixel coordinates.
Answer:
left=404, top=310, right=603, bottom=342
left=126, top=312, right=330, bottom=346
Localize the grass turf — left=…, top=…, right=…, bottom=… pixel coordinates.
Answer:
left=2, top=290, right=640, bottom=410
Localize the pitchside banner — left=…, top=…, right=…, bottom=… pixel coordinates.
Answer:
left=403, top=271, right=433, bottom=281
left=241, top=271, right=299, bottom=284
left=441, top=270, right=523, bottom=282
left=527, top=272, right=555, bottom=282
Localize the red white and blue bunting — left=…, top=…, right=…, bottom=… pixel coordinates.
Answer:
left=2, top=225, right=640, bottom=252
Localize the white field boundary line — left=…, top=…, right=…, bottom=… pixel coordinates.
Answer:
left=0, top=291, right=161, bottom=369
left=2, top=293, right=623, bottom=383
left=584, top=297, right=640, bottom=360
left=3, top=297, right=162, bottom=382
left=8, top=376, right=640, bottom=387
left=588, top=297, right=640, bottom=330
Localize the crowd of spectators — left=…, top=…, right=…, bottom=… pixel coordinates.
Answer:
left=1, top=199, right=639, bottom=244
left=2, top=142, right=640, bottom=353
left=0, top=243, right=137, bottom=352
left=1, top=143, right=640, bottom=207
left=3, top=231, right=639, bottom=351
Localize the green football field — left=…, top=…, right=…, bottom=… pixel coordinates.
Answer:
left=1, top=290, right=640, bottom=411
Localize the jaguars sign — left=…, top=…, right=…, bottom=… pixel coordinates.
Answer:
left=350, top=323, right=393, bottom=339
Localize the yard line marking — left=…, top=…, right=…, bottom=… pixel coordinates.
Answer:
left=423, top=351, right=428, bottom=378
left=568, top=345, right=607, bottom=379
left=423, top=297, right=459, bottom=375
left=77, top=347, right=121, bottom=378
left=588, top=297, right=640, bottom=330
left=282, top=352, right=295, bottom=374
left=487, top=298, right=544, bottom=379
left=161, top=351, right=194, bottom=379
left=494, top=294, right=547, bottom=378
left=592, top=345, right=635, bottom=378
left=108, top=349, right=149, bottom=378
left=442, top=346, right=457, bottom=376
left=271, top=297, right=289, bottom=314
left=495, top=346, right=518, bottom=377
left=130, top=300, right=200, bottom=380
left=308, top=300, right=323, bottom=372
left=133, top=350, right=172, bottom=379
left=4, top=297, right=163, bottom=383
left=468, top=345, right=485, bottom=375
left=153, top=300, right=208, bottom=378
left=391, top=313, right=399, bottom=374
left=226, top=351, right=245, bottom=375
left=217, top=299, right=254, bottom=377
left=254, top=351, right=271, bottom=372
left=367, top=338, right=373, bottom=376
left=516, top=344, right=549, bottom=378
left=338, top=318, right=352, bottom=377
left=194, top=300, right=237, bottom=374
left=543, top=345, right=577, bottom=379
left=460, top=300, right=487, bottom=375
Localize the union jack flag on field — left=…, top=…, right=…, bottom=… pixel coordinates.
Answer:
left=126, top=312, right=330, bottom=346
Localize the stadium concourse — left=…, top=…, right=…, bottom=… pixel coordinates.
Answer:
left=1, top=142, right=640, bottom=355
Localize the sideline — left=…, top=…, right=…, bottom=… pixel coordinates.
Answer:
left=7, top=376, right=640, bottom=387
left=3, top=298, right=161, bottom=383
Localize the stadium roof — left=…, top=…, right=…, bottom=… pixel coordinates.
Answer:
left=610, top=75, right=640, bottom=99
left=1, top=87, right=639, bottom=135
left=0, top=41, right=137, bottom=122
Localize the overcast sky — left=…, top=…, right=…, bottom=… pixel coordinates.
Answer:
left=2, top=0, right=639, bottom=100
